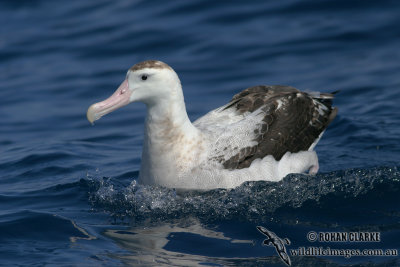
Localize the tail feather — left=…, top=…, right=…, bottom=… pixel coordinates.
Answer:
left=310, top=90, right=339, bottom=108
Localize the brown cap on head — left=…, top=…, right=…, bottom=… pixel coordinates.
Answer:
left=129, top=60, right=172, bottom=72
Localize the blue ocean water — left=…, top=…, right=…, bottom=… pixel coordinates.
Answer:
left=1, top=0, right=399, bottom=266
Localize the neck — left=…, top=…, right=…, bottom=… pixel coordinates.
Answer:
left=139, top=84, right=202, bottom=185
left=145, top=84, right=196, bottom=140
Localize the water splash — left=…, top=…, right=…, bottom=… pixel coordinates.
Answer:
left=88, top=166, right=400, bottom=224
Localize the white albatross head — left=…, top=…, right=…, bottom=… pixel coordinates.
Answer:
left=86, top=60, right=180, bottom=123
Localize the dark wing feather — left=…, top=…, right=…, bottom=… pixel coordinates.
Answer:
left=222, top=85, right=337, bottom=170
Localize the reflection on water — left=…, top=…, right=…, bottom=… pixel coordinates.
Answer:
left=104, top=218, right=273, bottom=266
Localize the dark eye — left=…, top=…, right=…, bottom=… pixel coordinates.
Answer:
left=141, top=75, right=148, bottom=81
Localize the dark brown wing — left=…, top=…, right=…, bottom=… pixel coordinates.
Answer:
left=221, top=85, right=337, bottom=170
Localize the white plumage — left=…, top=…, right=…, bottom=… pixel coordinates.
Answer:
left=87, top=60, right=337, bottom=189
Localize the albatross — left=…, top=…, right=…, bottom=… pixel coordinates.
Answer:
left=87, top=60, right=337, bottom=190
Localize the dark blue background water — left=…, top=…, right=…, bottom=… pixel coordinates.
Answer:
left=1, top=0, right=399, bottom=266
